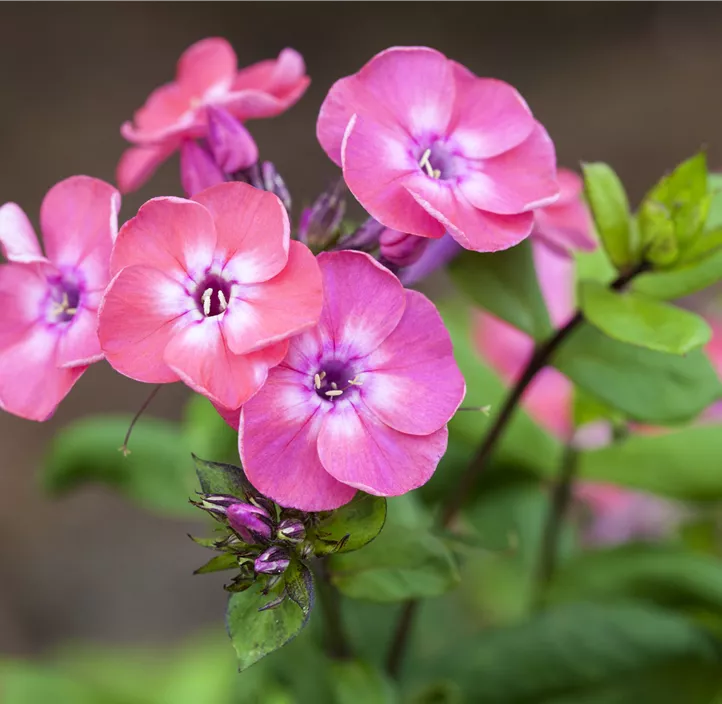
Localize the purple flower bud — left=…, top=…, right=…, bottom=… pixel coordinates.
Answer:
left=261, top=162, right=292, bottom=212
left=206, top=106, right=258, bottom=174
left=199, top=494, right=241, bottom=516
left=338, top=216, right=384, bottom=251
left=254, top=546, right=290, bottom=575
left=180, top=140, right=225, bottom=197
left=398, top=233, right=463, bottom=286
left=277, top=518, right=306, bottom=543
left=227, top=502, right=273, bottom=544
left=380, top=229, right=428, bottom=267
left=298, top=181, right=346, bottom=249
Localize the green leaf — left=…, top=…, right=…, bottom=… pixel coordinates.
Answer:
left=578, top=280, right=711, bottom=355
left=549, top=545, right=722, bottom=615
left=637, top=199, right=678, bottom=266
left=329, top=498, right=459, bottom=602
left=632, top=248, right=722, bottom=299
left=582, top=163, right=635, bottom=269
left=552, top=324, right=722, bottom=423
left=192, top=455, right=252, bottom=499
left=226, top=565, right=314, bottom=672
left=193, top=553, right=240, bottom=575
left=448, top=240, right=553, bottom=340
left=42, top=415, right=195, bottom=517
left=440, top=601, right=722, bottom=703
left=312, top=493, right=387, bottom=556
left=284, top=559, right=315, bottom=618
left=577, top=424, right=722, bottom=500
left=422, top=299, right=560, bottom=504
left=183, top=393, right=239, bottom=464
left=328, top=660, right=398, bottom=704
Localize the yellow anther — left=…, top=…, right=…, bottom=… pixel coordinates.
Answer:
left=200, top=287, right=213, bottom=316
left=314, top=373, right=322, bottom=390
left=347, top=376, right=363, bottom=386
left=325, top=389, right=344, bottom=398
left=217, top=290, right=228, bottom=312
left=331, top=381, right=338, bottom=390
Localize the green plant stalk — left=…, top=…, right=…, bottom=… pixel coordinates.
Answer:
left=314, top=560, right=352, bottom=660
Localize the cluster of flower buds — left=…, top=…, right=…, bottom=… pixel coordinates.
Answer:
left=297, top=179, right=347, bottom=252
left=192, top=492, right=309, bottom=592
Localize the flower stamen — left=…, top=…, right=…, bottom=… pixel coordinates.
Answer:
left=201, top=287, right=213, bottom=316
left=419, top=149, right=440, bottom=180
left=325, top=389, right=344, bottom=397
left=217, top=290, right=228, bottom=312
left=50, top=292, right=77, bottom=318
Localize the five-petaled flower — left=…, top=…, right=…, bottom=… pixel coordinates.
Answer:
left=117, top=37, right=310, bottom=193
left=317, top=46, right=559, bottom=253
left=98, top=182, right=323, bottom=411
left=0, top=176, right=120, bottom=421
left=220, top=250, right=466, bottom=511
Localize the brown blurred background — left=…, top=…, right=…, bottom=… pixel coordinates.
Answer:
left=2, top=1, right=722, bottom=657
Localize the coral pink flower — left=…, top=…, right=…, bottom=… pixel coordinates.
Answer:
left=317, top=46, right=558, bottom=253
left=0, top=177, right=120, bottom=421
left=532, top=168, right=596, bottom=255
left=98, top=182, right=322, bottom=410
left=117, top=38, right=310, bottom=193
left=222, top=250, right=465, bottom=511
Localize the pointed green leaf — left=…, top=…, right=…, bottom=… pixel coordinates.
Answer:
left=577, top=424, right=722, bottom=500
left=448, top=240, right=553, bottom=340
left=192, top=455, right=252, bottom=499
left=582, top=163, right=635, bottom=269
left=552, top=324, right=722, bottom=423
left=632, top=247, right=722, bottom=299
left=42, top=415, right=195, bottom=517
left=193, top=553, right=240, bottom=575
left=226, top=568, right=314, bottom=672
left=578, top=280, right=711, bottom=355
left=284, top=559, right=315, bottom=618
left=312, top=493, right=387, bottom=556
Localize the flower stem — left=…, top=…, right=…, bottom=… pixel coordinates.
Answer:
left=314, top=560, right=352, bottom=660
left=385, top=260, right=649, bottom=678
left=120, top=384, right=163, bottom=456
left=533, top=443, right=579, bottom=607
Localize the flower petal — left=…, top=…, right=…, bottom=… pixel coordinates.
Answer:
left=116, top=144, right=177, bottom=194
left=0, top=262, right=52, bottom=348
left=0, top=326, right=85, bottom=422
left=163, top=319, right=273, bottom=409
left=358, top=46, right=455, bottom=138
left=240, top=366, right=356, bottom=510
left=224, top=241, right=322, bottom=355
left=176, top=37, right=237, bottom=97
left=449, top=64, right=535, bottom=158
left=194, top=182, right=290, bottom=284
left=404, top=175, right=534, bottom=252
left=342, top=114, right=445, bottom=239
left=98, top=265, right=191, bottom=383
left=56, top=302, right=104, bottom=368
left=360, top=290, right=465, bottom=435
left=318, top=401, right=448, bottom=496
left=459, top=123, right=559, bottom=215
left=0, top=203, right=45, bottom=264
left=110, top=197, right=216, bottom=282
left=40, top=176, right=120, bottom=289
left=317, top=251, right=406, bottom=358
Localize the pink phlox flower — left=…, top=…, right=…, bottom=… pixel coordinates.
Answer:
left=98, top=182, right=323, bottom=411
left=575, top=482, right=684, bottom=546
left=532, top=168, right=596, bottom=256
left=317, top=46, right=559, bottom=253
left=0, top=176, right=120, bottom=420
left=221, top=250, right=466, bottom=511
left=117, top=38, right=310, bottom=193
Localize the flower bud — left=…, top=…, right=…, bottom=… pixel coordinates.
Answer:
left=206, top=105, right=258, bottom=173
left=298, top=180, right=346, bottom=250
left=380, top=229, right=428, bottom=267
left=277, top=518, right=306, bottom=543
left=180, top=140, right=225, bottom=197
left=198, top=494, right=240, bottom=516
left=227, top=502, right=273, bottom=544
left=398, top=233, right=463, bottom=286
left=254, top=546, right=290, bottom=575
left=338, top=216, right=384, bottom=251
left=236, top=161, right=291, bottom=212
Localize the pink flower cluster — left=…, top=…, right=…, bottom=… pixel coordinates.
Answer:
left=0, top=39, right=574, bottom=510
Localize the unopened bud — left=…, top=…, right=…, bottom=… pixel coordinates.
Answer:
left=180, top=140, right=225, bottom=197
left=398, top=233, right=463, bottom=286
left=236, top=161, right=291, bottom=212
left=277, top=518, right=306, bottom=543
left=198, top=494, right=241, bottom=516
left=298, top=180, right=346, bottom=250
left=227, top=502, right=273, bottom=544
left=254, top=546, right=290, bottom=575
left=206, top=106, right=258, bottom=173
left=338, top=216, right=384, bottom=251
left=380, top=229, right=428, bottom=267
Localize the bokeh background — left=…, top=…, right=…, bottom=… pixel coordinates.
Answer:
left=2, top=0, right=722, bottom=659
